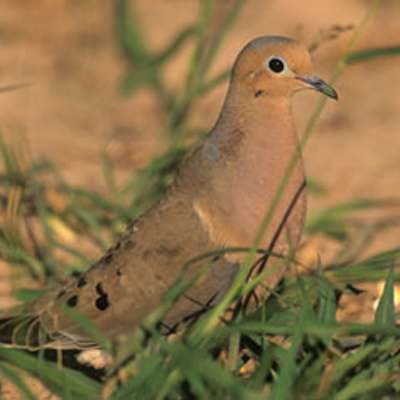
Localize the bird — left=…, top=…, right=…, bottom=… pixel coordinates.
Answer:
left=0, top=36, right=337, bottom=351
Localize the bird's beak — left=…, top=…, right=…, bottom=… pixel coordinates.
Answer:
left=295, top=74, right=338, bottom=100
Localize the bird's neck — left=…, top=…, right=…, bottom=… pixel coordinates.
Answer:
left=215, top=89, right=299, bottom=162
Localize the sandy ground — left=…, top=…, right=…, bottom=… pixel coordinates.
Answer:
left=0, top=0, right=399, bottom=396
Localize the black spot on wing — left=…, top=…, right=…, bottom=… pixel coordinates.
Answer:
left=66, top=295, right=79, bottom=308
left=95, top=283, right=110, bottom=311
left=96, top=283, right=104, bottom=295
left=103, top=252, right=113, bottom=265
left=77, top=276, right=87, bottom=288
left=95, top=295, right=110, bottom=311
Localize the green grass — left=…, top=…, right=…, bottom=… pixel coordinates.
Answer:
left=1, top=0, right=400, bottom=398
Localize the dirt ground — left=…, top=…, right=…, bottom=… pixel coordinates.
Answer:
left=0, top=0, right=399, bottom=396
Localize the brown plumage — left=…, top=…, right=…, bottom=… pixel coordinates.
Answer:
left=0, top=36, right=337, bottom=350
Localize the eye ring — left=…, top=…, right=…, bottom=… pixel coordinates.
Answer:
left=267, top=56, right=287, bottom=74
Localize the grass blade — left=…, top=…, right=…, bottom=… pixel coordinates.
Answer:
left=345, top=45, right=400, bottom=64
left=0, top=346, right=101, bottom=399
left=375, top=267, right=395, bottom=327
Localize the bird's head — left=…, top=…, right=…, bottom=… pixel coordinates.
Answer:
left=232, top=36, right=338, bottom=101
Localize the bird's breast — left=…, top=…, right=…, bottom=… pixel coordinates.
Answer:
left=194, top=135, right=306, bottom=260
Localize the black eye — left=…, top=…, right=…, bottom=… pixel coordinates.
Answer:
left=267, top=56, right=286, bottom=73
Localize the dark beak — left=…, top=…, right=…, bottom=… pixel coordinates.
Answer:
left=296, top=74, right=338, bottom=100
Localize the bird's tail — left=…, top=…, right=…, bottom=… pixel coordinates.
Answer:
left=0, top=307, right=99, bottom=351
left=0, top=307, right=49, bottom=350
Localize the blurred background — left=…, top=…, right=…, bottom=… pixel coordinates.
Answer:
left=0, top=1, right=399, bottom=397
left=0, top=0, right=399, bottom=313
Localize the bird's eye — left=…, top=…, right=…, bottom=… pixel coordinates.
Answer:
left=267, top=56, right=286, bottom=74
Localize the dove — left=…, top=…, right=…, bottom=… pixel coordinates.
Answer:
left=0, top=36, right=337, bottom=350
